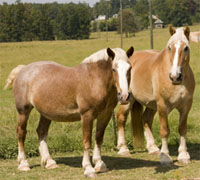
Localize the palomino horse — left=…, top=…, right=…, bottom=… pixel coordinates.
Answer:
left=5, top=47, right=134, bottom=177
left=117, top=26, right=195, bottom=165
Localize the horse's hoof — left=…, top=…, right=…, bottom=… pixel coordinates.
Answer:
left=149, top=150, right=160, bottom=155
left=148, top=146, right=160, bottom=155
left=117, top=148, right=131, bottom=157
left=84, top=168, right=97, bottom=178
left=160, top=152, right=173, bottom=166
left=160, top=161, right=173, bottom=167
left=85, top=172, right=97, bottom=178
left=45, top=159, right=58, bottom=169
left=46, top=163, right=59, bottom=169
left=18, top=165, right=31, bottom=171
left=178, top=151, right=190, bottom=164
left=95, top=161, right=108, bottom=173
left=18, top=160, right=30, bottom=171
left=178, top=159, right=190, bottom=164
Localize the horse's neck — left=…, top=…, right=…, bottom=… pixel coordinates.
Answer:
left=156, top=49, right=171, bottom=71
left=84, top=60, right=114, bottom=86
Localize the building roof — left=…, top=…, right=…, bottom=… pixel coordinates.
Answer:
left=154, top=19, right=163, bottom=24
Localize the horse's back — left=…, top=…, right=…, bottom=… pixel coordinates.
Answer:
left=131, top=50, right=160, bottom=64
left=14, top=61, right=77, bottom=96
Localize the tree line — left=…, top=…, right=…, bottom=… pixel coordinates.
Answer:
left=0, top=2, right=91, bottom=42
left=0, top=0, right=199, bottom=42
left=92, top=0, right=200, bottom=36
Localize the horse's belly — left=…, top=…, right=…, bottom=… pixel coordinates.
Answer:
left=35, top=103, right=81, bottom=122
left=41, top=111, right=81, bottom=122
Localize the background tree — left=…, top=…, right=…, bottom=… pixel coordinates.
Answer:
left=93, top=0, right=111, bottom=18
left=167, top=0, right=192, bottom=26
left=0, top=0, right=200, bottom=42
left=0, top=3, right=11, bottom=42
left=110, top=0, right=134, bottom=16
left=133, top=0, right=149, bottom=30
left=118, top=8, right=138, bottom=37
left=55, top=3, right=91, bottom=40
left=32, top=4, right=54, bottom=40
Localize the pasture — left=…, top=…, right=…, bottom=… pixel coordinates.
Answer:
left=0, top=25, right=200, bottom=179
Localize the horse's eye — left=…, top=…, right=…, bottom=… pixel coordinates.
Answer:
left=184, top=46, right=189, bottom=52
left=112, top=69, right=116, bottom=72
left=168, top=46, right=171, bottom=51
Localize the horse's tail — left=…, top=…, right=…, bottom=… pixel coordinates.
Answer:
left=130, top=100, right=145, bottom=149
left=4, top=65, right=25, bottom=90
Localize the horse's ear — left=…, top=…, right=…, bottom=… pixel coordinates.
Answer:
left=126, top=46, right=134, bottom=58
left=169, top=25, right=176, bottom=36
left=184, top=26, right=190, bottom=40
left=107, top=48, right=115, bottom=60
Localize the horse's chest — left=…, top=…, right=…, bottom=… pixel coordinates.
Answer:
left=132, top=87, right=155, bottom=108
left=162, top=86, right=188, bottom=105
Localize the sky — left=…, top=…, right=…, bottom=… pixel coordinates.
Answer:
left=0, top=0, right=100, bottom=7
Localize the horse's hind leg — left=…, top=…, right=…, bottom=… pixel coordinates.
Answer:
left=36, top=115, right=58, bottom=169
left=17, top=108, right=32, bottom=171
left=143, top=108, right=160, bottom=154
left=177, top=102, right=192, bottom=164
left=117, top=103, right=131, bottom=156
left=92, top=110, right=113, bottom=173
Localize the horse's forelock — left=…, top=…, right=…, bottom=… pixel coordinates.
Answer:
left=112, top=48, right=129, bottom=63
left=167, top=27, right=189, bottom=47
left=82, top=48, right=129, bottom=64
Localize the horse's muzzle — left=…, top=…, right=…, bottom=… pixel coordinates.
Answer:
left=118, top=92, right=130, bottom=104
left=169, top=72, right=183, bottom=85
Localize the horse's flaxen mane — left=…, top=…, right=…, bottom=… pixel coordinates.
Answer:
left=167, top=27, right=189, bottom=47
left=82, top=48, right=129, bottom=63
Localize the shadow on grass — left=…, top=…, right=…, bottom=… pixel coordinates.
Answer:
left=55, top=155, right=178, bottom=173
left=29, top=143, right=199, bottom=173
left=30, top=164, right=41, bottom=169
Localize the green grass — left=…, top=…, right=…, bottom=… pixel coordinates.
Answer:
left=0, top=152, right=199, bottom=180
left=0, top=25, right=200, bottom=179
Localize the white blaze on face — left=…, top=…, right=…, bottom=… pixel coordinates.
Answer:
left=170, top=41, right=181, bottom=77
left=117, top=60, right=130, bottom=95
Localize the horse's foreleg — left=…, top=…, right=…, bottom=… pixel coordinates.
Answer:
left=117, top=103, right=130, bottom=156
left=36, top=115, right=58, bottom=169
left=143, top=108, right=160, bottom=154
left=92, top=111, right=112, bottom=173
left=157, top=102, right=173, bottom=165
left=17, top=112, right=31, bottom=171
left=177, top=102, right=192, bottom=164
left=81, top=111, right=96, bottom=178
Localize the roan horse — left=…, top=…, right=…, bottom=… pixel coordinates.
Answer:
left=4, top=47, right=134, bottom=177
left=117, top=26, right=195, bottom=165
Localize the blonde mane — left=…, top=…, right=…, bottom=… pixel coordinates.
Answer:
left=82, top=48, right=128, bottom=63
left=167, top=27, right=189, bottom=47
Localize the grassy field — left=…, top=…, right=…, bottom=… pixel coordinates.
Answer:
left=0, top=25, right=200, bottom=179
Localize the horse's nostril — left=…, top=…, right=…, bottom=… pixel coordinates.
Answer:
left=177, top=73, right=183, bottom=81
left=126, top=93, right=130, bottom=101
left=169, top=73, right=173, bottom=81
left=117, top=92, right=121, bottom=101
left=169, top=72, right=183, bottom=82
